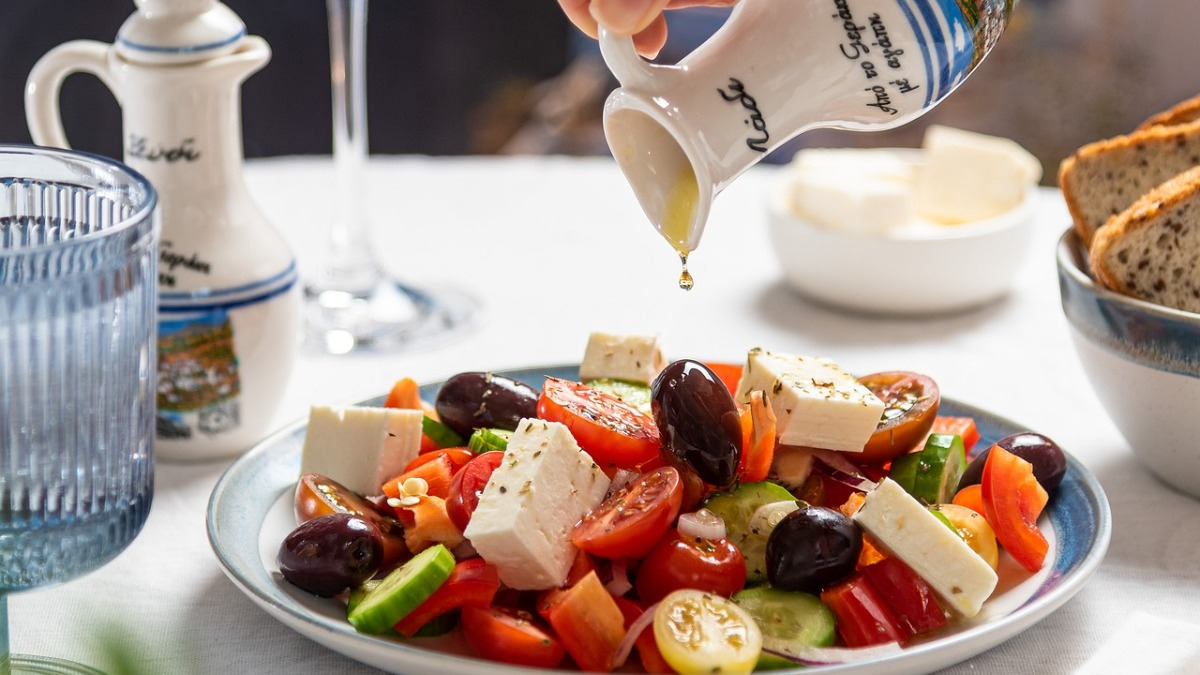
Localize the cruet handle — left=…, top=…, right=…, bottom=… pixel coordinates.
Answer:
left=25, top=40, right=119, bottom=150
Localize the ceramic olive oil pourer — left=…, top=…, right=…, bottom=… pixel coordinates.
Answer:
left=600, top=0, right=1017, bottom=286
left=26, top=0, right=301, bottom=461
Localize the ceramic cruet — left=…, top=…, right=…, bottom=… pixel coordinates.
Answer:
left=25, top=0, right=301, bottom=462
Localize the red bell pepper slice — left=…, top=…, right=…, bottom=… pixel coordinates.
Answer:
left=737, top=390, right=776, bottom=483
left=820, top=572, right=907, bottom=647
left=537, top=570, right=626, bottom=672
left=393, top=557, right=500, bottom=637
left=981, top=445, right=1049, bottom=573
left=927, top=416, right=981, bottom=454
left=861, top=558, right=947, bottom=636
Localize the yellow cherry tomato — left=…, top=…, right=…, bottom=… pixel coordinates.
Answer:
left=653, top=589, right=763, bottom=674
left=932, top=503, right=1000, bottom=570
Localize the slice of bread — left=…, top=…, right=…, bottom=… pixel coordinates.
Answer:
left=1137, top=92, right=1200, bottom=130
left=1059, top=120, right=1200, bottom=247
left=1089, top=165, right=1200, bottom=313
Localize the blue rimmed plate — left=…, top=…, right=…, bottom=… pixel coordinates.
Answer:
left=207, top=365, right=1111, bottom=675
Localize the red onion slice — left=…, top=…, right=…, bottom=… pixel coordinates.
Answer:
left=605, top=558, right=633, bottom=598
left=611, top=600, right=660, bottom=670
left=761, top=638, right=902, bottom=666
left=810, top=448, right=878, bottom=492
left=677, top=508, right=727, bottom=541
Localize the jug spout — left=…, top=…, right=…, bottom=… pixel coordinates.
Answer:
left=204, top=36, right=271, bottom=84
left=604, top=88, right=713, bottom=255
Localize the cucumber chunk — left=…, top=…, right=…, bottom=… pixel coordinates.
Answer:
left=347, top=544, right=455, bottom=634
left=422, top=416, right=465, bottom=449
left=733, top=586, right=835, bottom=670
left=586, top=378, right=653, bottom=415
left=467, top=428, right=512, bottom=454
left=912, top=433, right=967, bottom=504
left=703, top=481, right=795, bottom=584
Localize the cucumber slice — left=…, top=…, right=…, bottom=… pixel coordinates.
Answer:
left=888, top=451, right=921, bottom=493
left=911, top=433, right=967, bottom=504
left=422, top=416, right=465, bottom=449
left=733, top=586, right=835, bottom=670
left=347, top=544, right=455, bottom=634
left=467, top=428, right=512, bottom=454
left=702, top=481, right=795, bottom=584
left=586, top=378, right=653, bottom=415
left=411, top=611, right=458, bottom=637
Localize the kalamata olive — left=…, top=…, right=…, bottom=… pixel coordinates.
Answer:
left=765, top=505, right=861, bottom=593
left=294, top=472, right=408, bottom=567
left=434, top=372, right=539, bottom=439
left=957, top=432, right=1068, bottom=494
left=651, top=360, right=743, bottom=489
left=278, top=513, right=383, bottom=597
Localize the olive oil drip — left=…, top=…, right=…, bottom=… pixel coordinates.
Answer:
left=678, top=253, right=694, bottom=291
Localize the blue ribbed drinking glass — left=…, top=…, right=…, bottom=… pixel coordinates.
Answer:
left=0, top=145, right=158, bottom=674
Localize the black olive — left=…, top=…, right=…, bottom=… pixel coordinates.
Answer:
left=434, top=372, right=539, bottom=438
left=957, top=431, right=1068, bottom=494
left=650, top=359, right=742, bottom=489
left=765, top=505, right=861, bottom=593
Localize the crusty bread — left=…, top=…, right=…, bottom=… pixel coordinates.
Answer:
left=1089, top=165, right=1200, bottom=313
left=1137, top=93, right=1200, bottom=130
left=1059, top=120, right=1200, bottom=248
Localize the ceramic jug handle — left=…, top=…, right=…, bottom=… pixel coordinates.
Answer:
left=598, top=28, right=663, bottom=90
left=25, top=41, right=119, bottom=150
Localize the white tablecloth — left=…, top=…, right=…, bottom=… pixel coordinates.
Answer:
left=12, top=155, right=1200, bottom=674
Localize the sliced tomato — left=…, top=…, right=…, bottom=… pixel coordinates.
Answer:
left=634, top=530, right=746, bottom=604
left=928, top=416, right=980, bottom=454
left=860, top=558, right=947, bottom=636
left=737, top=390, right=776, bottom=482
left=445, top=451, right=504, bottom=531
left=572, top=466, right=683, bottom=559
left=537, top=570, right=627, bottom=672
left=702, top=361, right=744, bottom=396
left=461, top=605, right=566, bottom=669
left=293, top=473, right=409, bottom=567
left=857, top=371, right=941, bottom=464
left=613, top=596, right=673, bottom=674
left=820, top=572, right=907, bottom=647
left=393, top=557, right=500, bottom=637
left=981, top=446, right=1049, bottom=573
left=402, top=447, right=473, bottom=474
left=537, top=377, right=661, bottom=471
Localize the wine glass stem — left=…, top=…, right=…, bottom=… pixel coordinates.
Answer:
left=1, top=593, right=10, bottom=675
left=322, top=0, right=380, bottom=295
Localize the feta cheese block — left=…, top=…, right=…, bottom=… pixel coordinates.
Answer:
left=785, top=148, right=915, bottom=235
left=578, top=332, right=668, bottom=386
left=299, top=405, right=423, bottom=497
left=463, top=418, right=611, bottom=590
left=734, top=348, right=883, bottom=452
left=853, top=478, right=999, bottom=617
left=915, top=125, right=1041, bottom=224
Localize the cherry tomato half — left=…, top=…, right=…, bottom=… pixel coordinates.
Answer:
left=857, top=371, right=940, bottom=464
left=461, top=605, right=566, bottom=669
left=571, top=466, right=683, bottom=559
left=293, top=472, right=408, bottom=567
left=635, top=530, right=746, bottom=604
left=537, top=378, right=661, bottom=471
left=446, top=451, right=504, bottom=531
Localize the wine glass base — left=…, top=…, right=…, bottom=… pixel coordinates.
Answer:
left=303, top=278, right=480, bottom=355
left=7, top=655, right=105, bottom=674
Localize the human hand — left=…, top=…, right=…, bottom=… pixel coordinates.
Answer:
left=558, top=0, right=737, bottom=58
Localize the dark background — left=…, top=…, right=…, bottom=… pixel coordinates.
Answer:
left=0, top=1, right=573, bottom=159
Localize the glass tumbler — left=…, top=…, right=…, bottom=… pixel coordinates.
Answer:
left=0, top=145, right=158, bottom=673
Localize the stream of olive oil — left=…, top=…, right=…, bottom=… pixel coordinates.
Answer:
left=659, top=164, right=699, bottom=291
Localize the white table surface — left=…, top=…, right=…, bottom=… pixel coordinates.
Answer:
left=12, top=154, right=1200, bottom=673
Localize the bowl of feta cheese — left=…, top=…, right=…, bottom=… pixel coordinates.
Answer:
left=766, top=126, right=1042, bottom=316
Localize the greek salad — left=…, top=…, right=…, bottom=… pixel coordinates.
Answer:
left=277, top=334, right=1065, bottom=673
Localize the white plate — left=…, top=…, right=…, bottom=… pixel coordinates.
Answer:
left=207, top=365, right=1111, bottom=675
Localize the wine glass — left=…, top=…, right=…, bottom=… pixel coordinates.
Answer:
left=304, top=0, right=479, bottom=355
left=0, top=145, right=157, bottom=674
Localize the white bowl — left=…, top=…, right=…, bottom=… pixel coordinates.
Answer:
left=766, top=169, right=1037, bottom=316
left=1057, top=228, right=1200, bottom=499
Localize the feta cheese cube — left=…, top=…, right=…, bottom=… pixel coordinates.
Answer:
left=299, top=405, right=423, bottom=497
left=915, top=125, right=1042, bottom=224
left=853, top=478, right=999, bottom=617
left=735, top=348, right=883, bottom=452
left=463, top=418, right=611, bottom=590
left=578, top=332, right=668, bottom=386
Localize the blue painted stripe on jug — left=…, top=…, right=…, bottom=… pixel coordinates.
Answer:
left=117, top=27, right=247, bottom=55
left=895, top=0, right=975, bottom=107
left=158, top=261, right=296, bottom=313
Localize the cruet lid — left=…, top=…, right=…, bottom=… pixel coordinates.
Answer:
left=116, top=0, right=247, bottom=65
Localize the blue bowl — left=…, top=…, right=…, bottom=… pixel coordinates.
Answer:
left=1057, top=227, right=1200, bottom=498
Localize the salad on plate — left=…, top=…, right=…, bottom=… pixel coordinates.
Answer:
left=275, top=334, right=1067, bottom=673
